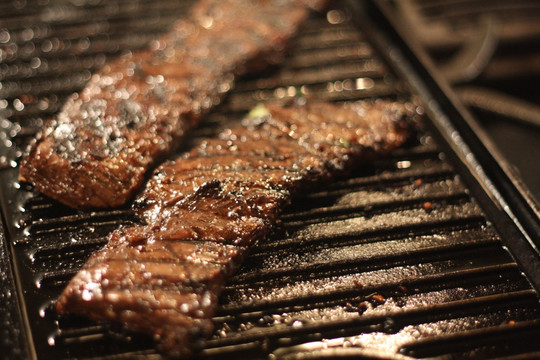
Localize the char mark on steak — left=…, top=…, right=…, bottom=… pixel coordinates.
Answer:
left=19, top=0, right=329, bottom=209
left=56, top=99, right=417, bottom=356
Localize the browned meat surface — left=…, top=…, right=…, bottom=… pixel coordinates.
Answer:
left=18, top=0, right=328, bottom=209
left=56, top=99, right=417, bottom=356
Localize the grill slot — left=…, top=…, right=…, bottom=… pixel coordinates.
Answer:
left=1, top=1, right=539, bottom=359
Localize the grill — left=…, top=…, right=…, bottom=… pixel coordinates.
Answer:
left=1, top=0, right=540, bottom=359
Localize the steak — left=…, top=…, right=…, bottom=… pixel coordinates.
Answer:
left=56, top=99, right=417, bottom=356
left=18, top=0, right=328, bottom=209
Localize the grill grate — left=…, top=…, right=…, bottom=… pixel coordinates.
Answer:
left=1, top=1, right=539, bottom=359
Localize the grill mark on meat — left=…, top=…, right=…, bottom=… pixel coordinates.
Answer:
left=56, top=99, right=418, bottom=356
left=19, top=0, right=329, bottom=209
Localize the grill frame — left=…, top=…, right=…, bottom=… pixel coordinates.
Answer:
left=0, top=0, right=539, bottom=359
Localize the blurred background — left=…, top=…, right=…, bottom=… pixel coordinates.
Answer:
left=387, top=0, right=540, bottom=201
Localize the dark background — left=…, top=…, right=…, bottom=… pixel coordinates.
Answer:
left=389, top=0, right=540, bottom=202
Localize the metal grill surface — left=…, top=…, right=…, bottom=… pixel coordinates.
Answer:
left=0, top=1, right=539, bottom=359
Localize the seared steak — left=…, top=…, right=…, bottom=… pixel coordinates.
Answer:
left=56, top=100, right=417, bottom=356
left=19, top=0, right=328, bottom=209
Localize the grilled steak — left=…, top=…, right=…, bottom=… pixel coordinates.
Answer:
left=18, top=0, right=328, bottom=209
left=56, top=99, right=417, bottom=356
